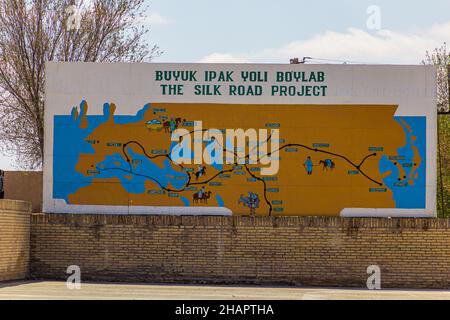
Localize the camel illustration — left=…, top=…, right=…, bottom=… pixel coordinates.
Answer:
left=319, top=159, right=335, bottom=171
left=193, top=190, right=212, bottom=204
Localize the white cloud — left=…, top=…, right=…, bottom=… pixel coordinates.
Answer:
left=199, top=22, right=450, bottom=64
left=198, top=53, right=250, bottom=64
left=145, top=13, right=175, bottom=26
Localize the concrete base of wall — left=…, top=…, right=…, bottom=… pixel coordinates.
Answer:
left=30, top=214, right=450, bottom=289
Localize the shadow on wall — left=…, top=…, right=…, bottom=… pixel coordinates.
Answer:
left=4, top=171, right=42, bottom=213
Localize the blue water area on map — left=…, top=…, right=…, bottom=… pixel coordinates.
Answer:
left=53, top=102, right=107, bottom=201
left=378, top=116, right=426, bottom=209
left=53, top=101, right=149, bottom=202
left=92, top=150, right=186, bottom=193
left=53, top=102, right=223, bottom=205
left=216, top=195, right=224, bottom=207
left=93, top=148, right=190, bottom=206
left=180, top=196, right=190, bottom=206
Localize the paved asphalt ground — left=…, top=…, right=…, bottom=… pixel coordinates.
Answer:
left=0, top=281, right=449, bottom=299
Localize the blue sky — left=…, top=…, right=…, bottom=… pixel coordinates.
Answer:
left=148, top=0, right=450, bottom=63
left=1, top=0, right=449, bottom=170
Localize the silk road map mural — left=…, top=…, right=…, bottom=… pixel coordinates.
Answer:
left=44, top=63, right=436, bottom=216
left=52, top=101, right=426, bottom=216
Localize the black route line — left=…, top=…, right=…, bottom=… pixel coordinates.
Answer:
left=119, top=140, right=241, bottom=193
left=214, top=138, right=274, bottom=215
left=99, top=137, right=383, bottom=216
left=122, top=141, right=169, bottom=163
left=242, top=163, right=272, bottom=216
left=358, top=153, right=377, bottom=167
left=171, top=128, right=381, bottom=186
left=274, top=144, right=382, bottom=186
left=97, top=166, right=171, bottom=191
left=213, top=137, right=382, bottom=217
left=188, top=167, right=236, bottom=186
left=214, top=134, right=381, bottom=186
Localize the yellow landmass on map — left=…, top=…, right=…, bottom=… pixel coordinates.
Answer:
left=67, top=102, right=409, bottom=216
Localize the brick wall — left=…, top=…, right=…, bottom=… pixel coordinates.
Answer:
left=30, top=214, right=450, bottom=289
left=0, top=200, right=31, bottom=281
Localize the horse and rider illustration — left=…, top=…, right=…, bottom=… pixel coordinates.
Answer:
left=303, top=156, right=336, bottom=175
left=319, top=159, right=335, bottom=171
left=238, top=192, right=260, bottom=215
left=163, top=117, right=184, bottom=133
left=194, top=165, right=206, bottom=180
left=192, top=186, right=212, bottom=204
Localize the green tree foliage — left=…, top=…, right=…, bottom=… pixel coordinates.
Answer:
left=423, top=43, right=450, bottom=216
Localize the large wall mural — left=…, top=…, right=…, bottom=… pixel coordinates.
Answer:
left=44, top=63, right=436, bottom=217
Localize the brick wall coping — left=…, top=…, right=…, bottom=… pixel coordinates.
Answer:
left=31, top=213, right=448, bottom=230
left=0, top=199, right=32, bottom=213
